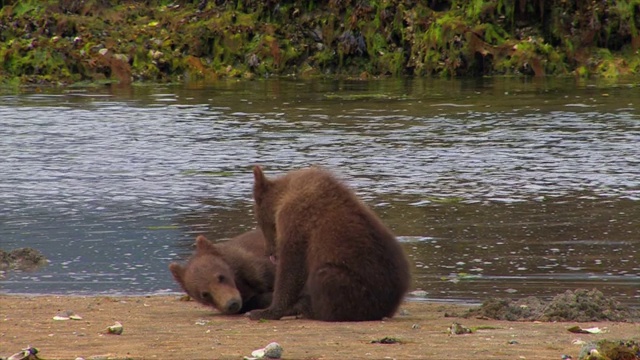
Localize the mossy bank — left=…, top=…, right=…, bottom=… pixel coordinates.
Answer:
left=1, top=0, right=640, bottom=86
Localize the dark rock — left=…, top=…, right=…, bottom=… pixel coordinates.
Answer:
left=0, top=247, right=48, bottom=272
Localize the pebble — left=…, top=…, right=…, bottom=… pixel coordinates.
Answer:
left=408, top=290, right=428, bottom=298
left=245, top=342, right=283, bottom=359
left=106, top=321, right=123, bottom=335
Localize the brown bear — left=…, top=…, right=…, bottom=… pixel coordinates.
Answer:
left=249, top=166, right=411, bottom=322
left=169, top=229, right=275, bottom=314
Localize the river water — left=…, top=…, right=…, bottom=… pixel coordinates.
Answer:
left=1, top=78, right=638, bottom=306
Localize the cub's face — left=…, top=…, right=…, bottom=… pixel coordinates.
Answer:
left=169, top=238, right=244, bottom=314
left=170, top=255, right=242, bottom=314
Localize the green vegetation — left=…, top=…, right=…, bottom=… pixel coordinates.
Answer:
left=1, top=0, right=639, bottom=86
left=146, top=225, right=181, bottom=230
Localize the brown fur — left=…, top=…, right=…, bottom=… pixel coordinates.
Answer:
left=249, top=166, right=411, bottom=322
left=169, top=229, right=275, bottom=314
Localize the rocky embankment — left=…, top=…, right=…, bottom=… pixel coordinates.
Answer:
left=1, top=0, right=639, bottom=86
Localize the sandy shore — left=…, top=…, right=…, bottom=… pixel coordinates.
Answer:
left=1, top=295, right=636, bottom=360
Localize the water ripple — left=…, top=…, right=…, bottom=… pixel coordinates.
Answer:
left=1, top=79, right=638, bottom=302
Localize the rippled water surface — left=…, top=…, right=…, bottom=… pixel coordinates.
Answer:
left=1, top=78, right=639, bottom=305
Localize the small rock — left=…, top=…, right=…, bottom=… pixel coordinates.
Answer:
left=448, top=322, right=472, bottom=335
left=53, top=310, right=82, bottom=321
left=148, top=50, right=163, bottom=60
left=90, top=44, right=104, bottom=53
left=106, top=321, right=123, bottom=335
left=7, top=346, right=41, bottom=360
left=248, top=342, right=283, bottom=359
left=88, top=355, right=112, bottom=360
left=371, top=337, right=401, bottom=344
left=247, top=54, right=259, bottom=68
left=567, top=325, right=603, bottom=334
left=113, top=54, right=129, bottom=63
left=408, top=290, right=428, bottom=298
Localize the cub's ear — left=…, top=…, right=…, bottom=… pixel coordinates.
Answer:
left=169, top=263, right=186, bottom=287
left=253, top=165, right=269, bottom=201
left=195, top=235, right=218, bottom=254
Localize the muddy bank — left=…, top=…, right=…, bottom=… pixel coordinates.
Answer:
left=1, top=0, right=639, bottom=86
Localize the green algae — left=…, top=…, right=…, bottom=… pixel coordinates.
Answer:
left=1, top=0, right=640, bottom=86
left=323, top=92, right=407, bottom=100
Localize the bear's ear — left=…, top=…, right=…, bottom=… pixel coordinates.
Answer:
left=195, top=235, right=219, bottom=254
left=253, top=165, right=269, bottom=201
left=169, top=263, right=186, bottom=287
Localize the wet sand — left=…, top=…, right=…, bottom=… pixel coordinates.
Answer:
left=1, top=295, right=636, bottom=359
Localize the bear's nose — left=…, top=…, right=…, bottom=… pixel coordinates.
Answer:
left=225, top=299, right=242, bottom=314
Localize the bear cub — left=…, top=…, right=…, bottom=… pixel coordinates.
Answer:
left=169, top=229, right=275, bottom=314
left=250, top=166, right=411, bottom=322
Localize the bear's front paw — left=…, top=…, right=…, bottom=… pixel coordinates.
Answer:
left=248, top=309, right=281, bottom=321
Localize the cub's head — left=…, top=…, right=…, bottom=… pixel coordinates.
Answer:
left=169, top=235, right=243, bottom=314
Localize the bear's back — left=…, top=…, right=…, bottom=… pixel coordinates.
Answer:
left=277, top=167, right=409, bottom=286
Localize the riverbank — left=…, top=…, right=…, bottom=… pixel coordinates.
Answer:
left=1, top=1, right=639, bottom=87
left=1, top=295, right=638, bottom=359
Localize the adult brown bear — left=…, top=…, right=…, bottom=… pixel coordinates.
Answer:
left=249, top=166, right=411, bottom=322
left=169, top=229, right=275, bottom=314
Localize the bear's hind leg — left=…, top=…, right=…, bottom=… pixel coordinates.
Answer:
left=307, top=264, right=385, bottom=321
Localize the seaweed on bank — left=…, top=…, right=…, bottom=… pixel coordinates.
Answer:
left=461, top=288, right=640, bottom=322
left=0, top=247, right=48, bottom=273
left=577, top=340, right=640, bottom=360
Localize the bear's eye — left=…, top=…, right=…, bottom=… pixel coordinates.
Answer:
left=217, top=274, right=226, bottom=283
left=201, top=291, right=212, bottom=300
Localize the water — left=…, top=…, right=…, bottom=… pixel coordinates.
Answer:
left=1, top=78, right=639, bottom=305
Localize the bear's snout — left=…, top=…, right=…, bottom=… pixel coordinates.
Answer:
left=223, top=298, right=242, bottom=314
